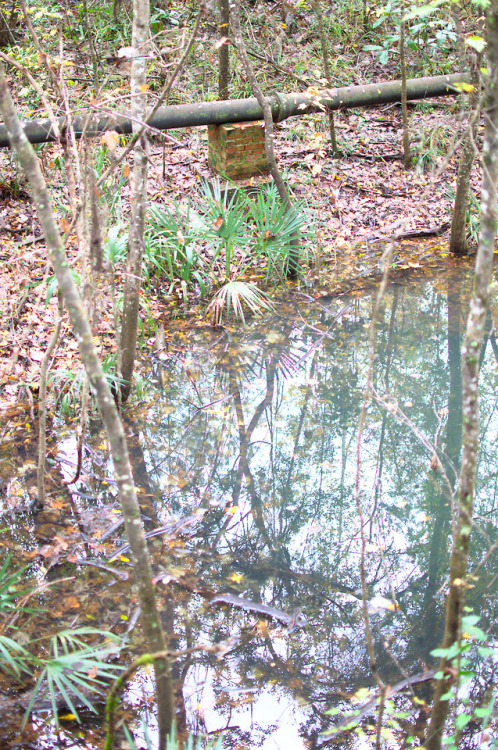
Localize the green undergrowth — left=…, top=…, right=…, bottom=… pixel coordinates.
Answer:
left=0, top=557, right=125, bottom=729
left=144, top=177, right=313, bottom=312
left=0, top=557, right=223, bottom=748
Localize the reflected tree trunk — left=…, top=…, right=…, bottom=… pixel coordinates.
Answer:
left=228, top=354, right=276, bottom=549
left=478, top=308, right=495, bottom=368
left=123, top=415, right=162, bottom=531
left=371, top=289, right=399, bottom=527
left=419, top=278, right=463, bottom=637
left=283, top=351, right=318, bottom=497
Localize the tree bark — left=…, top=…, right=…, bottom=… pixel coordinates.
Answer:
left=399, top=5, right=411, bottom=170
left=425, top=5, right=498, bottom=747
left=0, top=9, right=16, bottom=47
left=449, top=62, right=480, bottom=254
left=118, top=0, right=150, bottom=404
left=116, top=8, right=202, bottom=404
left=230, top=0, right=300, bottom=277
left=313, top=0, right=338, bottom=155
left=0, top=63, right=175, bottom=749
left=218, top=0, right=230, bottom=100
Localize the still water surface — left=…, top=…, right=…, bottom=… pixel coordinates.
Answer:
left=127, top=261, right=498, bottom=748
left=1, top=260, right=498, bottom=748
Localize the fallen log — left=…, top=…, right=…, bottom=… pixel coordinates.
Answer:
left=0, top=73, right=469, bottom=148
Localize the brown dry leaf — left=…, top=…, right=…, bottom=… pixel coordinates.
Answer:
left=59, top=217, right=71, bottom=233
left=101, top=130, right=120, bottom=152
left=64, top=597, right=81, bottom=610
left=49, top=498, right=68, bottom=510
left=29, top=349, right=44, bottom=362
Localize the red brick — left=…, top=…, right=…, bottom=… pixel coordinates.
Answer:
left=207, top=121, right=268, bottom=178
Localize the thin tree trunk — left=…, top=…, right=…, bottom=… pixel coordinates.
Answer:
left=450, top=62, right=480, bottom=254
left=313, top=0, right=338, bottom=155
left=0, top=63, right=175, bottom=750
left=399, top=3, right=411, bottom=170
left=218, top=0, right=230, bottom=100
left=229, top=0, right=300, bottom=277
left=425, top=6, right=498, bottom=747
left=115, top=10, right=203, bottom=403
left=118, top=0, right=150, bottom=404
left=0, top=9, right=16, bottom=47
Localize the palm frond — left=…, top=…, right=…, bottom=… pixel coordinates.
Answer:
left=0, top=635, right=32, bottom=677
left=206, top=281, right=274, bottom=326
left=23, top=633, right=124, bottom=727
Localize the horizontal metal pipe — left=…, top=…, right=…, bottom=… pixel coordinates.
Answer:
left=0, top=73, right=469, bottom=148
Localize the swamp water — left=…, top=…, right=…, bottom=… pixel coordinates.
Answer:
left=1, top=259, right=498, bottom=749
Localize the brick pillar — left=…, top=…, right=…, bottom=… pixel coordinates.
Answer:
left=207, top=121, right=269, bottom=179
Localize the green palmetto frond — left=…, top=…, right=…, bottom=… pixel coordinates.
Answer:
left=23, top=629, right=124, bottom=727
left=206, top=281, right=274, bottom=326
left=0, top=556, right=29, bottom=614
left=0, top=635, right=32, bottom=677
left=104, top=224, right=128, bottom=265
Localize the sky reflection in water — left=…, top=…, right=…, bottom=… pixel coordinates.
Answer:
left=131, top=266, right=498, bottom=747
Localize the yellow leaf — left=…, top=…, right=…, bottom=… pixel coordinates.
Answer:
left=230, top=572, right=243, bottom=583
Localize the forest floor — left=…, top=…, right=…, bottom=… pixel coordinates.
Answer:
left=0, top=91, right=484, bottom=418
left=0, top=0, right=485, bottom=417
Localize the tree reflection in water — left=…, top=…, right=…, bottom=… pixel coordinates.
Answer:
left=83, top=265, right=498, bottom=747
